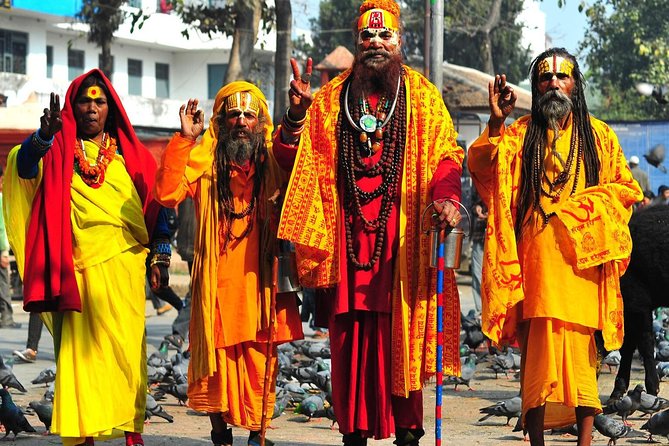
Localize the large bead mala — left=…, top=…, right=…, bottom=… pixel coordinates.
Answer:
left=338, top=76, right=406, bottom=271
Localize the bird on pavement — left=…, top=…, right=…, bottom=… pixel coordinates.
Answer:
left=31, top=365, right=56, bottom=386
left=0, top=356, right=27, bottom=393
left=478, top=396, right=521, bottom=425
left=0, top=388, right=36, bottom=438
left=145, top=393, right=173, bottom=423
left=593, top=413, right=646, bottom=446
left=641, top=408, right=669, bottom=441
left=28, top=398, right=53, bottom=434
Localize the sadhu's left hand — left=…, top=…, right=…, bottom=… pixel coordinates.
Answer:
left=432, top=199, right=462, bottom=229
left=150, top=264, right=170, bottom=290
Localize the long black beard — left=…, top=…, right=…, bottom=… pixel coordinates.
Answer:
left=218, top=129, right=264, bottom=165
left=350, top=49, right=403, bottom=99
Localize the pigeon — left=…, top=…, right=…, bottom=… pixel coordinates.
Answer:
left=644, top=144, right=667, bottom=173
left=489, top=349, right=517, bottom=378
left=657, top=361, right=669, bottom=381
left=31, top=365, right=57, bottom=386
left=145, top=393, right=173, bottom=423
left=43, top=382, right=55, bottom=402
left=156, top=383, right=188, bottom=405
left=273, top=389, right=292, bottom=419
left=0, top=388, right=36, bottom=438
left=446, top=353, right=477, bottom=391
left=281, top=382, right=308, bottom=403
left=461, top=310, right=486, bottom=350
left=311, top=406, right=337, bottom=429
left=603, top=384, right=643, bottom=424
left=478, top=396, right=522, bottom=425
left=638, top=391, right=669, bottom=416
left=0, top=356, right=27, bottom=393
left=601, top=350, right=621, bottom=373
left=28, top=398, right=53, bottom=433
left=641, top=408, right=669, bottom=441
left=294, top=394, right=326, bottom=420
left=593, top=413, right=646, bottom=446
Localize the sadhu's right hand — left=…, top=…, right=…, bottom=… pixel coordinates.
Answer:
left=287, top=57, right=313, bottom=121
left=39, top=92, right=62, bottom=140
left=179, top=98, right=204, bottom=141
left=488, top=74, right=517, bottom=135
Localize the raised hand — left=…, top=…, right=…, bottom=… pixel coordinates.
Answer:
left=488, top=74, right=517, bottom=135
left=179, top=99, right=204, bottom=141
left=287, top=57, right=313, bottom=121
left=39, top=92, right=62, bottom=140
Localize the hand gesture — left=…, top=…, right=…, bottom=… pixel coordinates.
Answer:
left=287, top=57, right=313, bottom=121
left=40, top=92, right=62, bottom=140
left=179, top=99, right=204, bottom=141
left=150, top=264, right=170, bottom=290
left=432, top=199, right=462, bottom=229
left=488, top=74, right=517, bottom=132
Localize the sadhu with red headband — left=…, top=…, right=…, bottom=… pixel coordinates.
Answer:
left=273, top=0, right=465, bottom=444
left=3, top=69, right=173, bottom=446
left=154, top=81, right=303, bottom=446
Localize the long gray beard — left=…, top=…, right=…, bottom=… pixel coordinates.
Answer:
left=227, top=139, right=254, bottom=165
left=538, top=90, right=573, bottom=129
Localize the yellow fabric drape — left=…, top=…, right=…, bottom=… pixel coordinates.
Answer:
left=277, top=66, right=464, bottom=395
left=467, top=115, right=643, bottom=350
left=4, top=141, right=149, bottom=445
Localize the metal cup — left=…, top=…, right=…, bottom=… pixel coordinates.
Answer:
left=422, top=199, right=472, bottom=270
left=276, top=241, right=301, bottom=293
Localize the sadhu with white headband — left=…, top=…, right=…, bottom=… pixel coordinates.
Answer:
left=357, top=0, right=401, bottom=47
left=223, top=91, right=261, bottom=119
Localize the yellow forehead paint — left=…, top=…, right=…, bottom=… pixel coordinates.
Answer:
left=357, top=8, right=399, bottom=32
left=224, top=91, right=260, bottom=116
left=86, top=86, right=102, bottom=99
left=538, top=54, right=574, bottom=78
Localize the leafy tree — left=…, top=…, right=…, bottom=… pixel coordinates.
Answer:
left=77, top=0, right=124, bottom=78
left=174, top=0, right=274, bottom=84
left=581, top=0, right=669, bottom=119
left=308, top=0, right=360, bottom=64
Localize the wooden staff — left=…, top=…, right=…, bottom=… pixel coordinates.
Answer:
left=259, top=254, right=278, bottom=446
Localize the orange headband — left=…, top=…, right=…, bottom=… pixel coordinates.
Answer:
left=357, top=8, right=399, bottom=32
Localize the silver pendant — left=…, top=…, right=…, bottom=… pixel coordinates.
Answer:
left=359, top=114, right=377, bottom=133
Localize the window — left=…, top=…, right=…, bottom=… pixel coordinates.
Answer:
left=0, top=29, right=28, bottom=74
left=46, top=45, right=53, bottom=78
left=155, top=62, right=169, bottom=98
left=98, top=53, right=115, bottom=80
left=207, top=64, right=227, bottom=99
left=68, top=48, right=85, bottom=81
left=128, top=58, right=142, bottom=95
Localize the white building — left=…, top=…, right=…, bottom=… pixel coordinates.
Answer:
left=0, top=0, right=276, bottom=155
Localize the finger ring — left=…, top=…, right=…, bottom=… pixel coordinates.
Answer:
left=451, top=218, right=457, bottom=225
left=301, top=73, right=311, bottom=83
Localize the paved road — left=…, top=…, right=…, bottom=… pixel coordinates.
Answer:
left=0, top=272, right=653, bottom=445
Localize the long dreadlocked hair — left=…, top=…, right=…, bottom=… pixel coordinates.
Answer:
left=515, top=47, right=601, bottom=237
left=215, top=115, right=267, bottom=252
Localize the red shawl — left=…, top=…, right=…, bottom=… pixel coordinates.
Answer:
left=23, top=68, right=160, bottom=312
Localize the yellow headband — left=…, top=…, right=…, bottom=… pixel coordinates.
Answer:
left=223, top=91, right=260, bottom=116
left=357, top=8, right=399, bottom=32
left=538, top=55, right=574, bottom=78
left=86, top=86, right=102, bottom=99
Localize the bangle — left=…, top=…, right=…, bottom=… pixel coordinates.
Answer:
left=150, top=253, right=171, bottom=268
left=152, top=239, right=172, bottom=255
left=31, top=130, right=54, bottom=151
left=284, top=109, right=307, bottom=127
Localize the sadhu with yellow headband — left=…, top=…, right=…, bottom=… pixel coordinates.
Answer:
left=154, top=81, right=303, bottom=446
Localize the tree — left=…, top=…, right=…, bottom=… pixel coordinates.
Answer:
left=175, top=0, right=274, bottom=84
left=274, top=0, right=292, bottom=122
left=77, top=0, right=124, bottom=78
left=308, top=0, right=360, bottom=65
left=581, top=0, right=669, bottom=120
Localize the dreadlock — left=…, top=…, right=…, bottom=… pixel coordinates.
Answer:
left=515, top=48, right=600, bottom=237
left=215, top=114, right=267, bottom=252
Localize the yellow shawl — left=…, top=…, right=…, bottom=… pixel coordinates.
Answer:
left=468, top=115, right=643, bottom=351
left=278, top=66, right=464, bottom=395
left=154, top=82, right=286, bottom=382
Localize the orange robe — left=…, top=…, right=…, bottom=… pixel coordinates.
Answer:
left=154, top=84, right=302, bottom=430
left=468, top=115, right=642, bottom=428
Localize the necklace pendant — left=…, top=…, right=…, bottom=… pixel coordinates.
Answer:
left=360, top=114, right=377, bottom=133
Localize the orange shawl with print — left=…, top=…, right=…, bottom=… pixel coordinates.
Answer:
left=278, top=66, right=464, bottom=395
left=468, top=115, right=643, bottom=351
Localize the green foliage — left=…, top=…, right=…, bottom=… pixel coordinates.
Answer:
left=174, top=0, right=274, bottom=39
left=77, top=0, right=124, bottom=47
left=581, top=0, right=669, bottom=119
left=308, top=0, right=360, bottom=64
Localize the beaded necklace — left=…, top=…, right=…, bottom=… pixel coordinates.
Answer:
left=343, top=74, right=401, bottom=157
left=74, top=132, right=117, bottom=189
left=536, top=128, right=583, bottom=224
left=339, top=73, right=406, bottom=271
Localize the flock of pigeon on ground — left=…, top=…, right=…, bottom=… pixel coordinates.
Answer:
left=4, top=310, right=669, bottom=444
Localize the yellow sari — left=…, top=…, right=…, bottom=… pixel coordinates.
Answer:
left=4, top=140, right=148, bottom=446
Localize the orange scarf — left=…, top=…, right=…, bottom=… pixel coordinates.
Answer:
left=278, top=66, right=464, bottom=395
